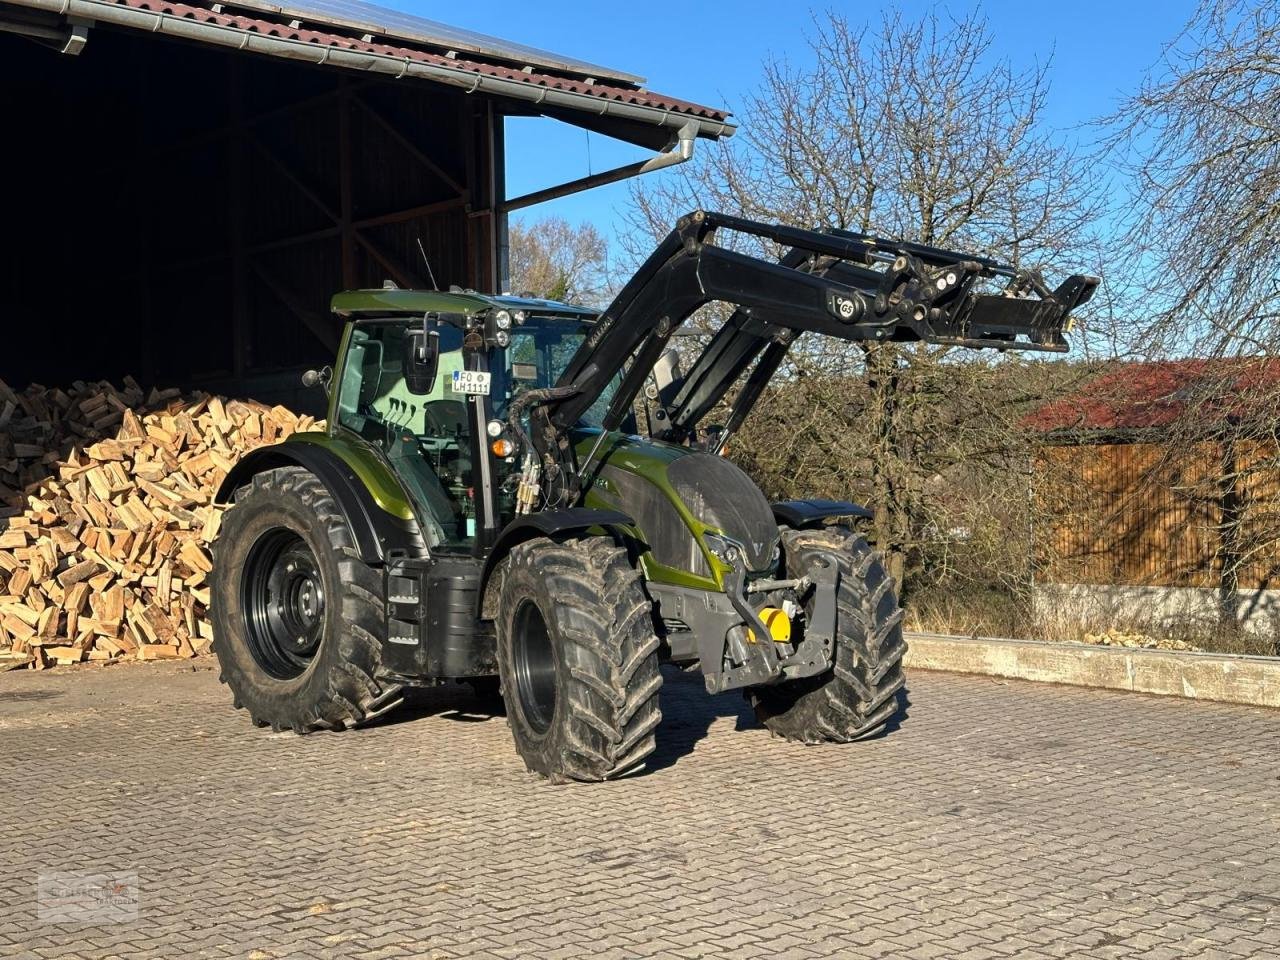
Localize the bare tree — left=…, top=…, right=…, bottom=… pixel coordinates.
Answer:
left=507, top=216, right=610, bottom=305
left=1105, top=0, right=1280, bottom=639
left=1108, top=0, right=1280, bottom=356
left=625, top=8, right=1106, bottom=596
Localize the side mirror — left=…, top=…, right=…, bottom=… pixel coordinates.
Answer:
left=301, top=365, right=332, bottom=390
left=403, top=320, right=440, bottom=395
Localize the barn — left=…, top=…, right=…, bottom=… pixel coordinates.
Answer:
left=1028, top=359, right=1280, bottom=639
left=0, top=0, right=733, bottom=409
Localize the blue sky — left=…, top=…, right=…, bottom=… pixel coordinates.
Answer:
left=394, top=0, right=1197, bottom=244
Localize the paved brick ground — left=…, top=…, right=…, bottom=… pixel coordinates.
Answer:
left=0, top=661, right=1277, bottom=959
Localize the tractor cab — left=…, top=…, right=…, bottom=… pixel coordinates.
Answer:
left=326, top=289, right=628, bottom=550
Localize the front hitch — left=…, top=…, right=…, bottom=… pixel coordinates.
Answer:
left=703, top=550, right=841, bottom=694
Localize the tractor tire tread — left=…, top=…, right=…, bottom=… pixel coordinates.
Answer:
left=498, top=536, right=662, bottom=782
left=211, top=466, right=402, bottom=734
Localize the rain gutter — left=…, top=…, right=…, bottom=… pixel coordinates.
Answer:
left=13, top=0, right=737, bottom=142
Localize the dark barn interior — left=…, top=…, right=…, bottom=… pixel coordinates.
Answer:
left=0, top=0, right=732, bottom=410
left=3, top=27, right=497, bottom=410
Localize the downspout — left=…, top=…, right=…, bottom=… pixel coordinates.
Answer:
left=499, top=121, right=698, bottom=214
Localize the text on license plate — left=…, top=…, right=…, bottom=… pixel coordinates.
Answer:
left=452, top=370, right=491, bottom=395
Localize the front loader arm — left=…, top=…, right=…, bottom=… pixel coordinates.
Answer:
left=538, top=210, right=1097, bottom=493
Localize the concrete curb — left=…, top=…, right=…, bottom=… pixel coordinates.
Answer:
left=904, top=632, right=1280, bottom=709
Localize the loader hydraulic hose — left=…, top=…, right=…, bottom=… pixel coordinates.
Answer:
left=506, top=384, right=582, bottom=465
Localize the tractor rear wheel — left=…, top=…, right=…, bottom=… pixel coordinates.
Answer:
left=746, top=528, right=906, bottom=742
left=210, top=467, right=403, bottom=732
left=495, top=535, right=662, bottom=782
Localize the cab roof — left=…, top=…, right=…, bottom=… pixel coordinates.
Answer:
left=330, top=288, right=599, bottom=319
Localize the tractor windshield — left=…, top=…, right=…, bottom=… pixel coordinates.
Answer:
left=494, top=317, right=625, bottom=431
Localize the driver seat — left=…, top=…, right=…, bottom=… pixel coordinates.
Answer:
left=423, top=399, right=470, bottom=437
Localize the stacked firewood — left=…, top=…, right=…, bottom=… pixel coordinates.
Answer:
left=0, top=377, right=317, bottom=669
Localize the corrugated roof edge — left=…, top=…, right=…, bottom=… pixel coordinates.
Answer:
left=224, top=0, right=645, bottom=85
left=4, top=0, right=734, bottom=138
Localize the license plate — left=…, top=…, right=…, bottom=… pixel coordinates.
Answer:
left=451, top=370, right=491, bottom=395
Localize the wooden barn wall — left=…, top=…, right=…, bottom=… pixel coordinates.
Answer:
left=1036, top=441, right=1280, bottom=591
left=152, top=41, right=482, bottom=383
left=1227, top=439, right=1280, bottom=591
left=1, top=26, right=499, bottom=405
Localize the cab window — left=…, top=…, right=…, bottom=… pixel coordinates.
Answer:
left=336, top=321, right=475, bottom=547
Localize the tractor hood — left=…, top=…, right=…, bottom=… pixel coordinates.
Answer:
left=578, top=432, right=779, bottom=585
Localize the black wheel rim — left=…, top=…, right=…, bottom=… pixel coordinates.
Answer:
left=512, top=600, right=557, bottom=734
left=241, top=528, right=326, bottom=680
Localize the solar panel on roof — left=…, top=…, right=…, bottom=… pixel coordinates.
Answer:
left=224, top=0, right=646, bottom=85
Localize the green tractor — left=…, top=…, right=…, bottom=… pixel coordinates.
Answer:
left=210, top=211, right=1095, bottom=781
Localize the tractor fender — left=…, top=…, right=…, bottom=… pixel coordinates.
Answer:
left=215, top=443, right=424, bottom=564
left=772, top=499, right=873, bottom=529
left=475, top=508, right=635, bottom=619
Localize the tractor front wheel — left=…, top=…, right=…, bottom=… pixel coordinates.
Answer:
left=746, top=528, right=907, bottom=742
left=495, top=535, right=662, bottom=782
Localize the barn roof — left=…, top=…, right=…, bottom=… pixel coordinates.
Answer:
left=1025, top=358, right=1280, bottom=437
left=5, top=0, right=735, bottom=148
left=229, top=0, right=646, bottom=83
